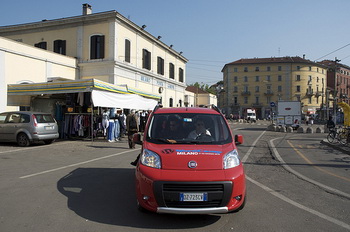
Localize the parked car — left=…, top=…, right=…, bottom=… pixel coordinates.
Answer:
left=133, top=106, right=246, bottom=214
left=0, top=111, right=59, bottom=146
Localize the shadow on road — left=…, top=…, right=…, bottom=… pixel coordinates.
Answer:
left=57, top=168, right=220, bottom=229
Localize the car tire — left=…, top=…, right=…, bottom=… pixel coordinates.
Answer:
left=44, top=139, right=55, bottom=144
left=17, top=133, right=30, bottom=147
left=137, top=201, right=149, bottom=213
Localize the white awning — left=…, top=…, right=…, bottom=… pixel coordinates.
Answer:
left=91, top=90, right=157, bottom=110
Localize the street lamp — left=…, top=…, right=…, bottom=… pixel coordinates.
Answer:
left=333, top=57, right=341, bottom=125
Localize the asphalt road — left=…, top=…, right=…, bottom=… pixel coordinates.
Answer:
left=0, top=123, right=349, bottom=232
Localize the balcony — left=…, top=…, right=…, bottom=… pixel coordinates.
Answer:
left=264, top=91, right=274, bottom=96
left=306, top=89, right=314, bottom=96
left=241, top=91, right=251, bottom=96
left=315, top=91, right=323, bottom=97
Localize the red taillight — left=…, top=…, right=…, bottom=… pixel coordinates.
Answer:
left=32, top=115, right=38, bottom=127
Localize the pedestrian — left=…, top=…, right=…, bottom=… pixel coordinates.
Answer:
left=126, top=109, right=139, bottom=149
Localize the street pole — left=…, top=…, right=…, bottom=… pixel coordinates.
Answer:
left=333, top=57, right=341, bottom=125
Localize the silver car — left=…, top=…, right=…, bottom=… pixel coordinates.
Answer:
left=0, top=111, right=59, bottom=146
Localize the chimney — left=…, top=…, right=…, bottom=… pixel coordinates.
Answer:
left=83, top=4, right=92, bottom=15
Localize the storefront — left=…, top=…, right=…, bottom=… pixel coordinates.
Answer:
left=7, top=79, right=160, bottom=140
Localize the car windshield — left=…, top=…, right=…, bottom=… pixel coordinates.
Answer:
left=146, top=113, right=232, bottom=144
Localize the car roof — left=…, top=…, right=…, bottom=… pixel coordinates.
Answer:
left=0, top=111, right=52, bottom=115
left=154, top=107, right=221, bottom=115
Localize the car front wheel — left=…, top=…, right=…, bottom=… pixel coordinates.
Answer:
left=17, top=133, right=30, bottom=147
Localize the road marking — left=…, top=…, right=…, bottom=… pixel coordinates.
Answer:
left=270, top=138, right=350, bottom=199
left=244, top=132, right=350, bottom=230
left=0, top=141, right=76, bottom=155
left=241, top=130, right=266, bottom=163
left=287, top=140, right=350, bottom=182
left=246, top=175, right=350, bottom=230
left=20, top=149, right=136, bottom=179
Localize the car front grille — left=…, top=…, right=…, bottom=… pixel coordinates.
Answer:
left=154, top=181, right=232, bottom=208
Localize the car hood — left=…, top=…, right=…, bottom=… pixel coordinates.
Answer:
left=144, top=142, right=236, bottom=170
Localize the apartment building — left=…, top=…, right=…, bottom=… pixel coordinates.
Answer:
left=0, top=4, right=188, bottom=107
left=221, top=56, right=327, bottom=119
left=318, top=60, right=350, bottom=106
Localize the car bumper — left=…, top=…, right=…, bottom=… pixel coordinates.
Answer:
left=135, top=165, right=246, bottom=214
left=32, top=133, right=59, bottom=141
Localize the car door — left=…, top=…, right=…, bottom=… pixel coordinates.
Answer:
left=2, top=112, right=22, bottom=142
left=0, top=113, right=9, bottom=141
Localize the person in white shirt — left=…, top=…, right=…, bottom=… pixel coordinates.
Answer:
left=188, top=119, right=211, bottom=139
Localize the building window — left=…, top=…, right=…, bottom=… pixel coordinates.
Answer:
left=296, top=85, right=300, bottom=92
left=297, top=66, right=301, bottom=70
left=296, top=75, right=301, bottom=81
left=142, top=49, right=151, bottom=70
left=234, top=76, right=238, bottom=82
left=234, top=86, right=238, bottom=92
left=266, top=75, right=271, bottom=81
left=125, top=39, right=131, bottom=63
left=278, top=86, right=282, bottom=92
left=234, top=96, right=238, bottom=104
left=255, top=67, right=260, bottom=71
left=53, top=40, right=66, bottom=55
left=169, top=63, right=175, bottom=79
left=157, top=57, right=164, bottom=75
left=244, top=97, right=248, bottom=104
left=244, top=86, right=249, bottom=92
left=255, top=97, right=259, bottom=104
left=278, top=75, right=282, bottom=81
left=244, top=76, right=248, bottom=82
left=267, top=66, right=271, bottom=71
left=244, top=67, right=248, bottom=72
left=278, top=66, right=282, bottom=71
left=35, top=42, right=47, bottom=50
left=169, top=98, right=173, bottom=107
left=90, top=35, right=105, bottom=59
left=179, top=68, right=184, bottom=83
left=234, top=67, right=238, bottom=72
left=309, top=66, right=312, bottom=71
left=255, top=86, right=259, bottom=92
left=255, top=76, right=260, bottom=82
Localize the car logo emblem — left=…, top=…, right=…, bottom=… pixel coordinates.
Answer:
left=188, top=161, right=197, bottom=168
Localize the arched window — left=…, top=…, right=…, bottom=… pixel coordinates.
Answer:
left=54, top=40, right=66, bottom=55
left=90, top=35, right=105, bottom=59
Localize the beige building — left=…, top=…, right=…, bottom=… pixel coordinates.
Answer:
left=0, top=4, right=187, bottom=108
left=0, top=36, right=76, bottom=112
left=185, top=86, right=217, bottom=107
left=221, top=56, right=327, bottom=119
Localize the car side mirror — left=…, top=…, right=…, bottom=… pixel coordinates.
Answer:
left=133, top=133, right=143, bottom=145
left=235, top=134, right=243, bottom=145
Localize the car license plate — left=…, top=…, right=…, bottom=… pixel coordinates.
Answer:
left=180, top=192, right=207, bottom=201
left=45, top=126, right=54, bottom=130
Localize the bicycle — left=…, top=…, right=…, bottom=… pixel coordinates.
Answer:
left=327, top=126, right=340, bottom=144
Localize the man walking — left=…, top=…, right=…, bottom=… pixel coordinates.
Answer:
left=126, top=109, right=139, bottom=149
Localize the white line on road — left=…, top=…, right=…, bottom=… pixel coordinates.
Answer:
left=269, top=137, right=350, bottom=199
left=244, top=131, right=350, bottom=230
left=20, top=149, right=136, bottom=179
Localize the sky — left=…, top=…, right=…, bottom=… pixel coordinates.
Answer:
left=1, top=0, right=350, bottom=86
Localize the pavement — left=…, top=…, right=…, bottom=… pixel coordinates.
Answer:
left=229, top=119, right=350, bottom=156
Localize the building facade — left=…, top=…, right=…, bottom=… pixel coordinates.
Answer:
left=0, top=4, right=188, bottom=108
left=318, top=60, right=350, bottom=106
left=0, top=36, right=76, bottom=112
left=221, top=57, right=327, bottom=119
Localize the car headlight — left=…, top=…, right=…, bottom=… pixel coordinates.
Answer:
left=141, top=149, right=161, bottom=169
left=223, top=149, right=240, bottom=169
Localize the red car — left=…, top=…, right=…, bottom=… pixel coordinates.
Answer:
left=133, top=106, right=246, bottom=214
